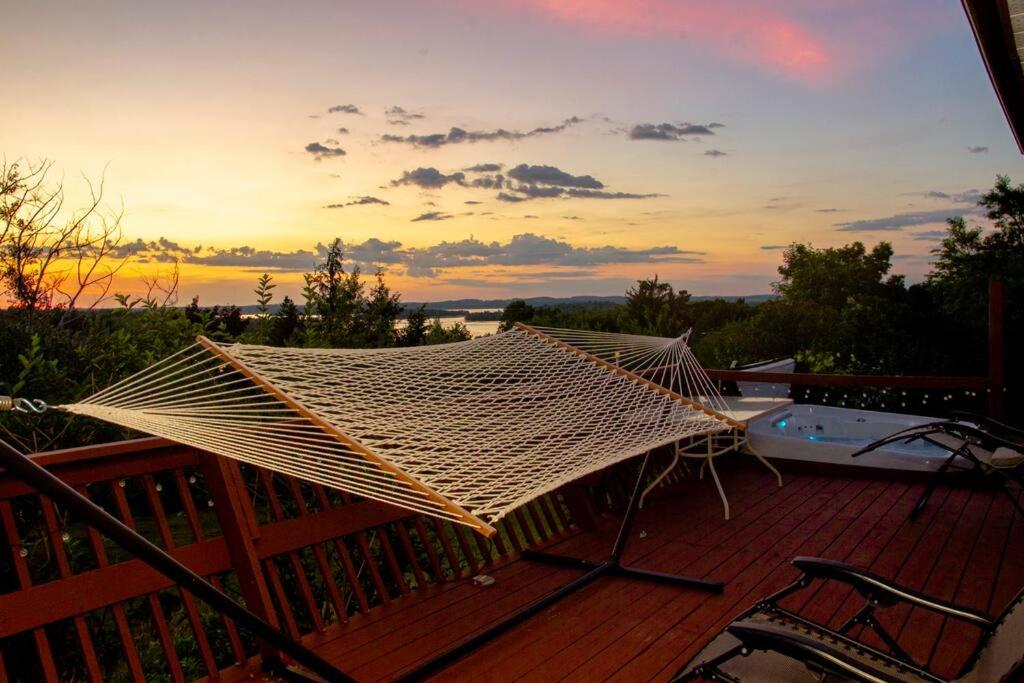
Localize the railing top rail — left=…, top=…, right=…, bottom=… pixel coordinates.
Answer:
left=704, top=369, right=992, bottom=390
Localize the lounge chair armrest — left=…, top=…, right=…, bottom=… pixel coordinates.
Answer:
left=726, top=620, right=942, bottom=683
left=792, top=557, right=995, bottom=626
left=951, top=411, right=1024, bottom=444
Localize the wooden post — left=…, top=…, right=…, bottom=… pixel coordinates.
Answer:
left=198, top=453, right=281, bottom=660
left=988, top=280, right=1006, bottom=419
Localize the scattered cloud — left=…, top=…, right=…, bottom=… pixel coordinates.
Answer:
left=386, top=106, right=426, bottom=125
left=563, top=215, right=582, bottom=220
left=396, top=233, right=704, bottom=276
left=324, top=138, right=340, bottom=145
left=328, top=104, right=362, bottom=115
left=305, top=142, right=346, bottom=160
left=463, top=162, right=504, bottom=173
left=464, top=200, right=483, bottom=205
left=629, top=122, right=719, bottom=141
left=566, top=189, right=662, bottom=199
left=911, top=229, right=949, bottom=241
left=968, top=146, right=988, bottom=154
left=411, top=211, right=453, bottom=222
left=704, top=149, right=727, bottom=157
left=112, top=234, right=704, bottom=279
left=324, top=196, right=390, bottom=209
left=336, top=127, right=350, bottom=135
left=523, top=214, right=539, bottom=219
left=816, top=208, right=842, bottom=213
left=915, top=189, right=982, bottom=204
left=508, top=163, right=603, bottom=188
left=380, top=116, right=582, bottom=147
left=760, top=244, right=787, bottom=250
left=391, top=167, right=466, bottom=188
left=836, top=208, right=968, bottom=232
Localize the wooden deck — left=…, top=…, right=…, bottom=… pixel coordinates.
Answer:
left=297, top=460, right=1024, bottom=682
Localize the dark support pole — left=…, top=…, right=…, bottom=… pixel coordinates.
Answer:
left=397, top=452, right=724, bottom=682
left=988, top=279, right=1006, bottom=420
left=0, top=438, right=353, bottom=683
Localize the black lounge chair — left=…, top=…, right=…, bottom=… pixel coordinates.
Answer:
left=674, top=556, right=1024, bottom=683
left=850, top=415, right=1024, bottom=519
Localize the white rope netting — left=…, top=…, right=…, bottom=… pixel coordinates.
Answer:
left=61, top=324, right=736, bottom=535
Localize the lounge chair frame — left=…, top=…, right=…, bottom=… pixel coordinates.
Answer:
left=674, top=556, right=1020, bottom=683
left=851, top=416, right=1024, bottom=519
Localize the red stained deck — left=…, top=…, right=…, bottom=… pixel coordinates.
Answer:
left=297, top=461, right=1024, bottom=682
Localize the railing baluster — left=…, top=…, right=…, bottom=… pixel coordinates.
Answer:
left=76, top=485, right=147, bottom=681
left=430, top=517, right=461, bottom=579
left=372, top=526, right=410, bottom=595
left=254, top=473, right=311, bottom=634
left=411, top=517, right=444, bottom=580
left=172, top=470, right=247, bottom=664
left=394, top=521, right=427, bottom=588
left=142, top=475, right=220, bottom=678
left=39, top=497, right=104, bottom=682
left=310, top=485, right=369, bottom=614
left=286, top=479, right=347, bottom=624
left=109, top=481, right=186, bottom=683
left=0, top=500, right=60, bottom=682
left=257, top=471, right=320, bottom=632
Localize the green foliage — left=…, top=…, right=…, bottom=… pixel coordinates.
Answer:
left=425, top=318, right=472, bottom=344
left=625, top=275, right=692, bottom=336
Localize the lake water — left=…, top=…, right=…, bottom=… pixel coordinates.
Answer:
left=397, top=309, right=502, bottom=337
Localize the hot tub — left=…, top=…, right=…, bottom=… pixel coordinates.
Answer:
left=746, top=404, right=951, bottom=471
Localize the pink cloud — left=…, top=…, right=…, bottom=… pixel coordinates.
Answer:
left=459, top=1, right=961, bottom=86
left=480, top=0, right=835, bottom=83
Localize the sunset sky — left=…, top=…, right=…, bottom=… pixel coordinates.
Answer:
left=5, top=0, right=1024, bottom=304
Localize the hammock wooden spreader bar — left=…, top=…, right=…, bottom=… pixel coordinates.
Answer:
left=62, top=326, right=737, bottom=537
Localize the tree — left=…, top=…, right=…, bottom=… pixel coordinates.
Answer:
left=399, top=304, right=429, bottom=346
left=270, top=295, right=301, bottom=346
left=303, top=238, right=365, bottom=347
left=625, top=276, right=691, bottom=336
left=242, top=273, right=276, bottom=344
left=498, top=299, right=535, bottom=331
left=425, top=318, right=472, bottom=344
left=0, top=158, right=130, bottom=322
left=359, top=271, right=402, bottom=347
left=928, top=175, right=1024, bottom=387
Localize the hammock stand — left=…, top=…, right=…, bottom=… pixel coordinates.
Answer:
left=397, top=449, right=724, bottom=682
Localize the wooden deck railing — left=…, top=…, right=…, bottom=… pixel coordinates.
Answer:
left=0, top=438, right=585, bottom=682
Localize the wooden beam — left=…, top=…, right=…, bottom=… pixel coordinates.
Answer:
left=195, top=336, right=496, bottom=538
left=515, top=323, right=744, bottom=431
left=962, top=0, right=1024, bottom=153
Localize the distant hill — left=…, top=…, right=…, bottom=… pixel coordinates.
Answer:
left=402, top=293, right=775, bottom=310
left=225, top=293, right=775, bottom=315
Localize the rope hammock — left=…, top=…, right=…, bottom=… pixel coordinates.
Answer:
left=61, top=323, right=739, bottom=536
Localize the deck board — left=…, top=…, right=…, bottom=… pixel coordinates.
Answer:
left=286, top=461, right=1023, bottom=682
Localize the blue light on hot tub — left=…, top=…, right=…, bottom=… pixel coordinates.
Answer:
left=776, top=420, right=788, bottom=429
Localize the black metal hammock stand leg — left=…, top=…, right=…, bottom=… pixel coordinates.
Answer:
left=0, top=437, right=355, bottom=683
left=396, top=451, right=725, bottom=682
